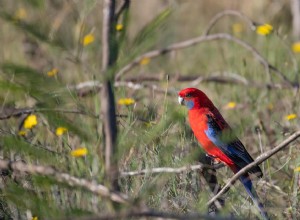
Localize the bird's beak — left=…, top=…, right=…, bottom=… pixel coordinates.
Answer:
left=178, top=96, right=184, bottom=105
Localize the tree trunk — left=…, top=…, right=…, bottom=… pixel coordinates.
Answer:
left=101, top=0, right=119, bottom=190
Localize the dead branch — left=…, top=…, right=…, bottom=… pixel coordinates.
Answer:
left=207, top=130, right=300, bottom=207
left=120, top=163, right=224, bottom=177
left=114, top=33, right=294, bottom=87
left=122, top=71, right=294, bottom=89
left=0, top=159, right=128, bottom=204
left=203, top=9, right=299, bottom=81
left=0, top=107, right=97, bottom=120
left=120, top=164, right=203, bottom=177
left=0, top=107, right=34, bottom=120
left=72, top=80, right=176, bottom=97
left=0, top=107, right=149, bottom=124
left=69, top=210, right=237, bottom=220
left=72, top=72, right=293, bottom=99
left=203, top=10, right=256, bottom=35
left=115, top=0, right=130, bottom=21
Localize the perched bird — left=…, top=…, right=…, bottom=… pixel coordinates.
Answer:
left=178, top=88, right=268, bottom=220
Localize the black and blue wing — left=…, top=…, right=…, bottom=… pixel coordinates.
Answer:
left=205, top=114, right=262, bottom=177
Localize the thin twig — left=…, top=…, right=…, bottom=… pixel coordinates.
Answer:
left=123, top=72, right=293, bottom=89
left=72, top=73, right=292, bottom=99
left=114, top=33, right=294, bottom=87
left=203, top=10, right=256, bottom=35
left=120, top=163, right=224, bottom=177
left=203, top=9, right=299, bottom=82
left=115, top=0, right=130, bottom=21
left=0, top=107, right=150, bottom=124
left=0, top=107, right=34, bottom=120
left=72, top=80, right=176, bottom=96
left=207, top=130, right=300, bottom=207
left=68, top=210, right=237, bottom=220
left=120, top=164, right=203, bottom=177
left=0, top=159, right=128, bottom=204
left=0, top=107, right=97, bottom=120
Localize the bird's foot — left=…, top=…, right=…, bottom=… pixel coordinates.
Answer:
left=206, top=153, right=216, bottom=159
left=206, top=154, right=222, bottom=165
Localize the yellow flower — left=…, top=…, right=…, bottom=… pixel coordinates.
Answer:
left=285, top=113, right=297, bottom=121
left=14, top=8, right=27, bottom=21
left=56, top=127, right=68, bottom=136
left=82, top=33, right=95, bottom=46
left=71, top=147, right=88, bottom=157
left=118, top=98, right=135, bottom=106
left=24, top=115, right=38, bottom=129
left=232, top=23, right=243, bottom=34
left=294, top=167, right=300, bottom=172
left=32, top=217, right=38, bottom=220
left=292, top=42, right=300, bottom=53
left=116, top=24, right=123, bottom=31
left=47, top=68, right=59, bottom=77
left=256, top=24, right=273, bottom=36
left=18, top=130, right=27, bottom=136
left=139, top=57, right=150, bottom=65
left=224, top=102, right=236, bottom=109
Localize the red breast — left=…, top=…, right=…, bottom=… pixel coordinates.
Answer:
left=188, top=109, right=235, bottom=166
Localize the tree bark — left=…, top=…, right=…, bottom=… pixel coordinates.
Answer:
left=101, top=0, right=119, bottom=190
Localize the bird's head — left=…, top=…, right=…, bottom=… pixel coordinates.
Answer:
left=178, top=88, right=214, bottom=110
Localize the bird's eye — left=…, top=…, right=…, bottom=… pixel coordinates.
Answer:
left=185, top=93, right=192, bottom=98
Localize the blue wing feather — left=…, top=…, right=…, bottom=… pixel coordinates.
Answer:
left=205, top=114, right=268, bottom=218
left=205, top=114, right=262, bottom=176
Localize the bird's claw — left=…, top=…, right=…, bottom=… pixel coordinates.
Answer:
left=206, top=154, right=222, bottom=165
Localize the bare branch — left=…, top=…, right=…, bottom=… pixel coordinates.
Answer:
left=203, top=10, right=256, bottom=35
left=71, top=72, right=293, bottom=99
left=0, top=159, right=128, bottom=204
left=115, top=0, right=130, bottom=21
left=121, top=72, right=293, bottom=89
left=120, top=163, right=224, bottom=177
left=120, top=164, right=203, bottom=177
left=0, top=107, right=97, bottom=120
left=207, top=130, right=300, bottom=207
left=203, top=9, right=298, bottom=85
left=72, top=80, right=176, bottom=97
left=70, top=210, right=237, bottom=220
left=115, top=33, right=294, bottom=87
left=0, top=107, right=34, bottom=120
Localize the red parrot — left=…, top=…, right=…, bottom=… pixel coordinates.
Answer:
left=178, top=88, right=268, bottom=220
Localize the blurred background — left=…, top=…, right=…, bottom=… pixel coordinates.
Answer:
left=0, top=0, right=299, bottom=219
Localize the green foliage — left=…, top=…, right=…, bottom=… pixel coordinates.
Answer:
left=0, top=12, right=66, bottom=48
left=117, top=8, right=172, bottom=72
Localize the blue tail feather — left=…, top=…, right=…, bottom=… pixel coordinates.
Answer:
left=239, top=175, right=269, bottom=220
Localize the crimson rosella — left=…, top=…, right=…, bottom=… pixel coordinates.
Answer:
left=178, top=88, right=268, bottom=220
